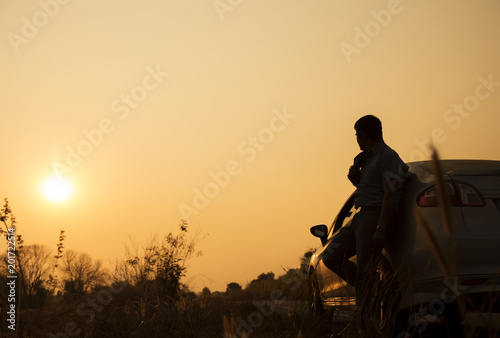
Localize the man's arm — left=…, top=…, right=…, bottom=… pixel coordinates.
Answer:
left=372, top=179, right=398, bottom=250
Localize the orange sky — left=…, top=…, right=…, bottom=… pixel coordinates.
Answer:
left=1, top=0, right=500, bottom=292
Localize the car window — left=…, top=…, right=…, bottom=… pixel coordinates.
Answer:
left=327, top=193, right=356, bottom=239
left=339, top=204, right=357, bottom=230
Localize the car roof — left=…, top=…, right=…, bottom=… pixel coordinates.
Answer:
left=409, top=160, right=500, bottom=176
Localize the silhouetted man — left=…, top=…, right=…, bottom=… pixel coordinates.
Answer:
left=323, top=115, right=407, bottom=333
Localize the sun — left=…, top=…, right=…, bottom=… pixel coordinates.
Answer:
left=41, top=176, right=74, bottom=203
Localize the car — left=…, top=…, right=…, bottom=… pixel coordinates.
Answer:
left=308, top=159, right=500, bottom=332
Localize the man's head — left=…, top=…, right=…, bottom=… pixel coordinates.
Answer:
left=354, top=115, right=383, bottom=151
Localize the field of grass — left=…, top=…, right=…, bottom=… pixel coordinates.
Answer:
left=2, top=271, right=499, bottom=338
left=0, top=275, right=345, bottom=337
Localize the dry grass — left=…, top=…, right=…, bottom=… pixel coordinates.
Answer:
left=0, top=280, right=345, bottom=337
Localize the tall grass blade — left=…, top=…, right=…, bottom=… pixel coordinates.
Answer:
left=430, top=146, right=453, bottom=237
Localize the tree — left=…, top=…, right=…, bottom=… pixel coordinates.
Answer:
left=16, top=244, right=54, bottom=305
left=155, top=241, right=185, bottom=298
left=226, top=282, right=242, bottom=294
left=255, top=272, right=275, bottom=282
left=201, top=287, right=211, bottom=297
left=0, top=246, right=52, bottom=307
left=300, top=248, right=315, bottom=273
left=62, top=250, right=106, bottom=295
left=122, top=220, right=204, bottom=299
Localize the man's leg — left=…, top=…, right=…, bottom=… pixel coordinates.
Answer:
left=322, top=221, right=357, bottom=287
left=352, top=210, right=380, bottom=313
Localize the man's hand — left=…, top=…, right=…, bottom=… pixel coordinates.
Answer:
left=372, top=227, right=385, bottom=252
left=348, top=166, right=361, bottom=186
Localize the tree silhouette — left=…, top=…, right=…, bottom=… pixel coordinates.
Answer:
left=122, top=220, right=204, bottom=299
left=16, top=244, right=54, bottom=306
left=62, top=249, right=106, bottom=296
left=226, top=282, right=242, bottom=294
left=256, top=272, right=275, bottom=282
left=300, top=248, right=315, bottom=273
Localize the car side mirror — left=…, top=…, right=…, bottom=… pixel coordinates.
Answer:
left=310, top=224, right=328, bottom=246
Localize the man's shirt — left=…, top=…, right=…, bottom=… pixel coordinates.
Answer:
left=354, top=141, right=408, bottom=209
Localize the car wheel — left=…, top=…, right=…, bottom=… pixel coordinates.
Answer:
left=310, top=276, right=324, bottom=316
left=372, top=258, right=402, bottom=334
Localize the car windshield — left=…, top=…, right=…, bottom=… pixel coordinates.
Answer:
left=328, top=194, right=356, bottom=239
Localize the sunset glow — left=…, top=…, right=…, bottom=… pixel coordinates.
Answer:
left=41, top=176, right=74, bottom=203
left=1, top=0, right=499, bottom=295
